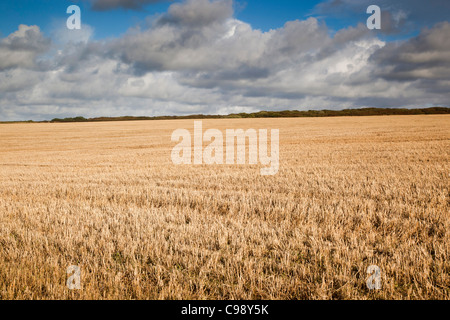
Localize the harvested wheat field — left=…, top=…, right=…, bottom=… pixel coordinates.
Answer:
left=0, top=115, right=449, bottom=300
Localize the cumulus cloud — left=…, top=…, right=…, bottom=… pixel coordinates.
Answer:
left=105, top=2, right=380, bottom=99
left=0, top=25, right=50, bottom=71
left=373, top=22, right=450, bottom=81
left=0, top=0, right=449, bottom=121
left=157, top=0, right=233, bottom=26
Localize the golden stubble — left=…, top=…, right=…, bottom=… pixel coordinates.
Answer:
left=0, top=115, right=449, bottom=299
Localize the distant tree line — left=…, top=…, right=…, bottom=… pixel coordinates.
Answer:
left=11, top=107, right=450, bottom=123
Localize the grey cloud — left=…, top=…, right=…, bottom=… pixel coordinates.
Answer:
left=315, top=23, right=371, bottom=61
left=108, top=0, right=241, bottom=73
left=373, top=22, right=450, bottom=81
left=157, top=0, right=233, bottom=27
left=109, top=5, right=331, bottom=79
left=89, top=0, right=169, bottom=11
left=379, top=10, right=407, bottom=35
left=0, top=25, right=50, bottom=71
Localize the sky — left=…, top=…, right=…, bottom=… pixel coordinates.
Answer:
left=0, top=0, right=449, bottom=121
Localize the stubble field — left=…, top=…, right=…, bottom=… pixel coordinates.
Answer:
left=0, top=115, right=449, bottom=299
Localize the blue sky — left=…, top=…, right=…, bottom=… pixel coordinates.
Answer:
left=0, top=1, right=325, bottom=39
left=0, top=0, right=421, bottom=39
left=0, top=0, right=449, bottom=120
left=0, top=0, right=167, bottom=39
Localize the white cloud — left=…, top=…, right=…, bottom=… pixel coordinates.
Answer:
left=52, top=22, right=95, bottom=45
left=0, top=25, right=50, bottom=71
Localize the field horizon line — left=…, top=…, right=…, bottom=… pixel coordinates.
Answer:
left=1, top=107, right=449, bottom=124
